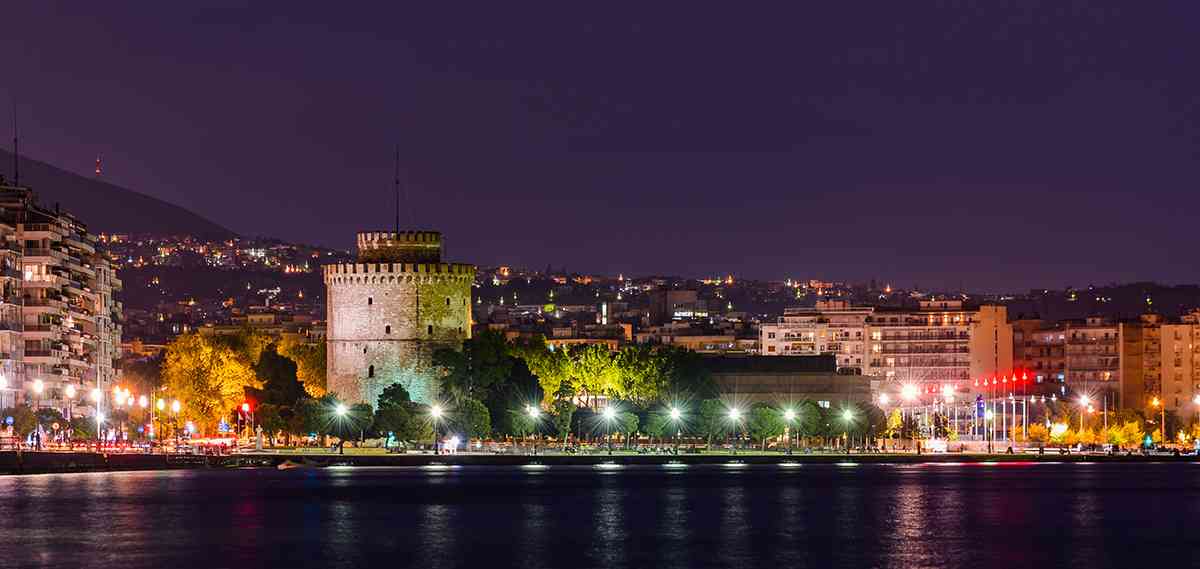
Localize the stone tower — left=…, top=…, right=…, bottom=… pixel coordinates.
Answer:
left=324, top=230, right=474, bottom=406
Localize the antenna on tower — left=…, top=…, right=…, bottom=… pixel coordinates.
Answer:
left=393, top=145, right=400, bottom=234
left=11, top=101, right=18, bottom=187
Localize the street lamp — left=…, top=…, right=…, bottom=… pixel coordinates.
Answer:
left=842, top=408, right=855, bottom=455
left=31, top=379, right=44, bottom=409
left=525, top=405, right=541, bottom=455
left=1078, top=395, right=1090, bottom=433
left=602, top=406, right=617, bottom=455
left=727, top=408, right=743, bottom=455
left=783, top=408, right=796, bottom=452
left=668, top=406, right=683, bottom=453
left=1151, top=396, right=1165, bottom=447
left=430, top=405, right=444, bottom=454
left=171, top=399, right=181, bottom=452
left=984, top=409, right=995, bottom=454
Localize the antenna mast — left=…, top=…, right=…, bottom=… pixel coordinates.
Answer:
left=393, top=145, right=400, bottom=234
left=11, top=102, right=18, bottom=187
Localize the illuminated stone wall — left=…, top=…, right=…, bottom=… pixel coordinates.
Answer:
left=325, top=231, right=473, bottom=406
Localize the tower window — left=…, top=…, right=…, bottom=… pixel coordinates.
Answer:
left=445, top=297, right=451, bottom=306
left=368, top=297, right=373, bottom=306
left=368, top=365, right=375, bottom=378
left=428, top=325, right=433, bottom=335
left=363, top=347, right=367, bottom=354
left=385, top=325, right=391, bottom=334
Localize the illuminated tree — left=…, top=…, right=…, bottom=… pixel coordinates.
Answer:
left=696, top=399, right=728, bottom=447
left=643, top=410, right=671, bottom=445
left=615, top=410, right=639, bottom=449
left=1028, top=423, right=1049, bottom=444
left=278, top=337, right=327, bottom=397
left=747, top=403, right=786, bottom=450
left=455, top=397, right=492, bottom=440
left=552, top=398, right=577, bottom=450
left=163, top=333, right=260, bottom=430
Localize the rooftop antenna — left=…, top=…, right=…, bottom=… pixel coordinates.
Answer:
left=11, top=101, right=18, bottom=187
left=393, top=145, right=400, bottom=234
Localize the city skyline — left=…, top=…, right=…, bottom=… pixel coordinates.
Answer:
left=5, top=5, right=1200, bottom=291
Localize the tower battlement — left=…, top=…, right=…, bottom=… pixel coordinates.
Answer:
left=356, top=230, right=442, bottom=263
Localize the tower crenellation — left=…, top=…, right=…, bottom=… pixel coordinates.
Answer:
left=325, top=228, right=474, bottom=406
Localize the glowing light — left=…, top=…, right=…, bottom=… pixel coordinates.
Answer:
left=139, top=395, right=148, bottom=408
left=669, top=407, right=682, bottom=421
left=96, top=412, right=105, bottom=423
left=842, top=409, right=854, bottom=422
left=526, top=405, right=540, bottom=419
left=1079, top=395, right=1091, bottom=407
left=91, top=388, right=102, bottom=402
left=241, top=402, right=250, bottom=413
left=941, top=385, right=954, bottom=399
left=728, top=408, right=742, bottom=421
left=430, top=405, right=443, bottom=420
left=1050, top=423, right=1068, bottom=438
left=1194, top=394, right=1200, bottom=406
left=877, top=393, right=890, bottom=406
left=783, top=409, right=796, bottom=422
left=157, top=399, right=165, bottom=411
left=984, top=409, right=995, bottom=421
left=65, top=384, right=76, bottom=399
left=171, top=400, right=181, bottom=413
left=901, top=384, right=918, bottom=401
left=31, top=379, right=44, bottom=394
left=335, top=403, right=348, bottom=416
left=602, top=407, right=617, bottom=421
left=1151, top=396, right=1160, bottom=407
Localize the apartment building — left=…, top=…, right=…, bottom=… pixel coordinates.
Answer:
left=761, top=299, right=1011, bottom=399
left=1158, top=310, right=1200, bottom=413
left=0, top=182, right=123, bottom=412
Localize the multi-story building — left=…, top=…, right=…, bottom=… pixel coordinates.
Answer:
left=761, top=299, right=1012, bottom=400
left=1161, top=310, right=1200, bottom=413
left=0, top=181, right=123, bottom=413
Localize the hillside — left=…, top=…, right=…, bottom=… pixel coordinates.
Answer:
left=0, top=148, right=234, bottom=238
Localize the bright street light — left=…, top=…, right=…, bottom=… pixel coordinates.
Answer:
left=728, top=408, right=742, bottom=421
left=602, top=407, right=617, bottom=421
left=1194, top=394, right=1200, bottom=406
left=783, top=409, right=796, bottom=422
left=157, top=398, right=165, bottom=411
left=335, top=403, right=348, bottom=416
left=430, top=405, right=444, bottom=420
left=842, top=409, right=854, bottom=422
left=139, top=395, right=148, bottom=408
left=32, top=379, right=44, bottom=395
left=901, top=384, right=918, bottom=402
left=526, top=405, right=540, bottom=419
left=91, top=388, right=102, bottom=402
left=171, top=400, right=181, bottom=413
left=877, top=393, right=890, bottom=406
left=669, top=407, right=681, bottom=421
left=65, top=384, right=77, bottom=399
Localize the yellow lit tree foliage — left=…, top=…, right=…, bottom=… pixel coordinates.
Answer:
left=163, top=333, right=261, bottom=431
left=278, top=335, right=327, bottom=397
left=1027, top=423, right=1049, bottom=443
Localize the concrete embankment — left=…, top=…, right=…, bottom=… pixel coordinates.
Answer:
left=3, top=450, right=1195, bottom=474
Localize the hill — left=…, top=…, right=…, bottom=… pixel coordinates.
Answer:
left=0, top=148, right=234, bottom=238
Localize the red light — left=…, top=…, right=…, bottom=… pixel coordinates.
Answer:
left=241, top=402, right=250, bottom=413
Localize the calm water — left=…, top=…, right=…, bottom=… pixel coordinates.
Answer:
left=2, top=462, right=1199, bottom=568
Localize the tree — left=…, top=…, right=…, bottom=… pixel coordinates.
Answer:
left=433, top=330, right=514, bottom=403
left=254, top=343, right=308, bottom=406
left=2, top=405, right=36, bottom=440
left=747, top=404, right=786, bottom=450
left=329, top=402, right=374, bottom=450
left=884, top=409, right=903, bottom=440
left=573, top=344, right=621, bottom=405
left=795, top=400, right=823, bottom=444
left=696, top=399, right=728, bottom=447
left=35, top=408, right=66, bottom=430
left=255, top=403, right=287, bottom=446
left=615, top=345, right=670, bottom=405
left=278, top=336, right=327, bottom=397
left=163, top=333, right=260, bottom=430
left=455, top=397, right=491, bottom=440
left=663, top=347, right=718, bottom=399
left=643, top=411, right=671, bottom=445
left=616, top=411, right=639, bottom=449
left=1028, top=423, right=1049, bottom=444
left=552, top=398, right=576, bottom=450
left=69, top=415, right=95, bottom=439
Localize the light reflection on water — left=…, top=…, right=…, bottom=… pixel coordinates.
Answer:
left=1, top=463, right=1197, bottom=569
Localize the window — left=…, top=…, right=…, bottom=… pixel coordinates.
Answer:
left=818, top=400, right=831, bottom=409
left=368, top=365, right=374, bottom=378
left=367, top=297, right=373, bottom=306
left=445, top=297, right=451, bottom=306
left=767, top=346, right=776, bottom=353
left=385, top=325, right=391, bottom=334
left=427, top=325, right=433, bottom=335
left=363, top=347, right=367, bottom=354
left=767, top=332, right=776, bottom=339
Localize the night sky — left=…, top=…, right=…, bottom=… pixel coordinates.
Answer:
left=4, top=4, right=1199, bottom=292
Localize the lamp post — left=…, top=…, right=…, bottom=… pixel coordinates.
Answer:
left=602, top=406, right=617, bottom=455
left=842, top=408, right=855, bottom=456
left=783, top=408, right=796, bottom=453
left=669, top=406, right=683, bottom=454
left=526, top=405, right=540, bottom=455
left=156, top=398, right=165, bottom=454
left=171, top=399, right=181, bottom=453
left=430, top=405, right=443, bottom=455
left=90, top=388, right=103, bottom=451
left=334, top=403, right=348, bottom=455
left=1151, top=396, right=1165, bottom=447
left=984, top=409, right=995, bottom=454
left=727, top=408, right=742, bottom=455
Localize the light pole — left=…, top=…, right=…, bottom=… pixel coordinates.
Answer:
left=171, top=399, right=181, bottom=453
left=1151, top=396, right=1165, bottom=447
left=526, top=405, right=540, bottom=455
left=334, top=403, right=348, bottom=455
left=783, top=408, right=796, bottom=453
left=842, top=408, right=855, bottom=456
left=727, top=408, right=742, bottom=455
left=984, top=409, right=995, bottom=454
left=430, top=405, right=443, bottom=454
left=669, top=406, right=683, bottom=454
left=156, top=399, right=165, bottom=454
left=602, top=406, right=617, bottom=455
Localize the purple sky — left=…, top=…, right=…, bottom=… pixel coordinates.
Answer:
left=4, top=4, right=1199, bottom=292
